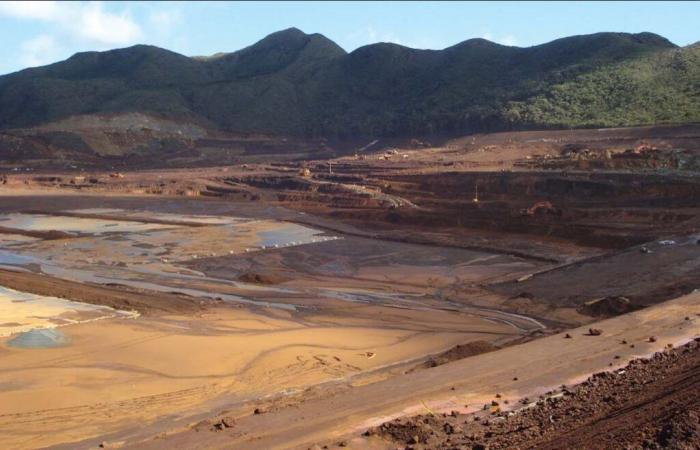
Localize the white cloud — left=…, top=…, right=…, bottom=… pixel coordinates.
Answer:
left=146, top=6, right=189, bottom=51
left=0, top=1, right=164, bottom=71
left=0, top=2, right=194, bottom=73
left=0, top=1, right=60, bottom=21
left=348, top=26, right=405, bottom=47
left=0, top=1, right=143, bottom=47
left=149, top=9, right=183, bottom=34
left=76, top=2, right=142, bottom=45
left=481, top=32, right=518, bottom=47
left=499, top=35, right=518, bottom=46
left=345, top=26, right=446, bottom=50
left=21, top=34, right=61, bottom=67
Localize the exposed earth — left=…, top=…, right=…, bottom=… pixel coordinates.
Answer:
left=367, top=336, right=700, bottom=450
left=0, top=123, right=699, bottom=449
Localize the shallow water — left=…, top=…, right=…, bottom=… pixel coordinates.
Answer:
left=7, top=328, right=71, bottom=349
left=321, top=288, right=429, bottom=308
left=0, top=213, right=177, bottom=235
left=257, top=223, right=339, bottom=248
left=0, top=250, right=36, bottom=266
left=0, top=211, right=335, bottom=313
left=0, top=234, right=40, bottom=247
left=66, top=208, right=248, bottom=225
left=0, top=286, right=138, bottom=337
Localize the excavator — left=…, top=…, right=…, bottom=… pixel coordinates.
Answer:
left=519, top=201, right=558, bottom=217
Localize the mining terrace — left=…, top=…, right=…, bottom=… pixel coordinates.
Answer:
left=0, top=124, right=699, bottom=449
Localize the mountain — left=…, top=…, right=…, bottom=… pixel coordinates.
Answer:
left=503, top=39, right=700, bottom=128
left=0, top=28, right=698, bottom=138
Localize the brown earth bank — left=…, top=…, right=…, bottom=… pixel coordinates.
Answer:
left=369, top=338, right=700, bottom=450
left=113, top=291, right=700, bottom=450
left=489, top=234, right=700, bottom=312
left=0, top=191, right=543, bottom=449
left=406, top=341, right=499, bottom=373
left=0, top=124, right=699, bottom=449
left=0, top=268, right=211, bottom=315
left=11, top=124, right=699, bottom=258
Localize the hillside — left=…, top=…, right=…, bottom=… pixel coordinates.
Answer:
left=0, top=28, right=698, bottom=138
left=504, top=41, right=700, bottom=128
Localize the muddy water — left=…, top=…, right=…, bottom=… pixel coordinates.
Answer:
left=0, top=250, right=35, bottom=267
left=0, top=285, right=138, bottom=338
left=0, top=211, right=337, bottom=312
left=257, top=223, right=340, bottom=248
left=0, top=210, right=535, bottom=325
left=0, top=234, right=39, bottom=246
left=0, top=213, right=177, bottom=234
left=6, top=329, right=71, bottom=349
left=65, top=208, right=249, bottom=225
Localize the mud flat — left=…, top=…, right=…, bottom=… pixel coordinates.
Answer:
left=0, top=303, right=516, bottom=449
left=0, top=193, right=543, bottom=449
left=0, top=285, right=138, bottom=337
left=368, top=338, right=700, bottom=449
left=123, top=291, right=700, bottom=450
left=0, top=212, right=177, bottom=235
left=0, top=208, right=341, bottom=311
left=0, top=124, right=697, bottom=449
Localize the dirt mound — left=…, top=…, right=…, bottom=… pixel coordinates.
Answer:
left=0, top=269, right=210, bottom=315
left=580, top=296, right=638, bottom=317
left=654, top=409, right=700, bottom=449
left=492, top=237, right=700, bottom=313
left=0, top=226, right=73, bottom=240
left=368, top=339, right=700, bottom=449
left=409, top=341, right=498, bottom=372
left=237, top=272, right=289, bottom=285
left=370, top=416, right=440, bottom=445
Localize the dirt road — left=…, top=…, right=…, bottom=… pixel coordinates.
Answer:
left=372, top=336, right=700, bottom=450
left=95, top=291, right=700, bottom=450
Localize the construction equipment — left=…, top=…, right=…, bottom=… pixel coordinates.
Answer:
left=520, top=201, right=558, bottom=217
left=634, top=141, right=657, bottom=154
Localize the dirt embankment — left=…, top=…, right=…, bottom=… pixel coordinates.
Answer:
left=371, top=338, right=700, bottom=450
left=407, top=341, right=499, bottom=373
left=490, top=235, right=700, bottom=314
left=0, top=226, right=73, bottom=240
left=0, top=269, right=211, bottom=315
left=359, top=171, right=700, bottom=248
left=11, top=124, right=700, bottom=262
left=199, top=165, right=700, bottom=255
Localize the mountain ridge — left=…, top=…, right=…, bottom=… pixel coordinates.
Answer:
left=0, top=28, right=697, bottom=137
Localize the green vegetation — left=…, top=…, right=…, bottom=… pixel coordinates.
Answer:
left=0, top=28, right=697, bottom=137
left=505, top=43, right=700, bottom=128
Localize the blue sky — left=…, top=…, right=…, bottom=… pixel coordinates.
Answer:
left=0, top=1, right=698, bottom=75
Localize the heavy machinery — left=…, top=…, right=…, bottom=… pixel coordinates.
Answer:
left=520, top=201, right=558, bottom=216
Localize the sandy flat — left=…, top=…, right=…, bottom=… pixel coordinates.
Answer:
left=0, top=303, right=514, bottom=449
left=0, top=286, right=137, bottom=337
left=124, top=291, right=700, bottom=450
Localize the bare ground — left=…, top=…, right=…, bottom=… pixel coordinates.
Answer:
left=1, top=124, right=699, bottom=449
left=370, top=338, right=700, bottom=450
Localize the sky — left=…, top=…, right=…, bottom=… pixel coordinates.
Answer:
left=0, top=1, right=698, bottom=75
